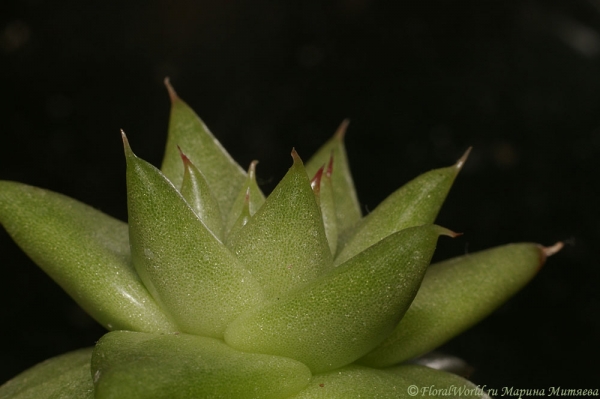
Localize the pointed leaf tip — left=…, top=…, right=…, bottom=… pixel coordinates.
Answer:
left=120, top=130, right=134, bottom=159
left=291, top=148, right=303, bottom=164
left=248, top=160, right=258, bottom=179
left=177, top=145, right=192, bottom=165
left=542, top=241, right=563, bottom=257
left=455, top=147, right=472, bottom=170
left=310, top=166, right=324, bottom=193
left=164, top=77, right=179, bottom=102
left=334, top=119, right=350, bottom=140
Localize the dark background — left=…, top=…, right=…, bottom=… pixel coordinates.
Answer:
left=1, top=0, right=599, bottom=393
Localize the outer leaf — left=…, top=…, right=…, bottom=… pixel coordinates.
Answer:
left=0, top=181, right=176, bottom=333
left=225, top=160, right=266, bottom=237
left=124, top=136, right=265, bottom=337
left=179, top=150, right=223, bottom=239
left=228, top=150, right=333, bottom=300
left=91, top=331, right=312, bottom=399
left=359, top=242, right=561, bottom=367
left=288, top=364, right=490, bottom=399
left=305, top=120, right=361, bottom=236
left=160, top=80, right=246, bottom=217
left=0, top=348, right=94, bottom=399
left=335, top=149, right=469, bottom=265
left=225, top=225, right=452, bottom=373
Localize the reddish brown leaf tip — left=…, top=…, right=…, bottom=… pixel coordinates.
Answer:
left=290, top=148, right=304, bottom=165
left=177, top=145, right=192, bottom=166
left=455, top=147, right=473, bottom=170
left=311, top=166, right=325, bottom=194
left=326, top=151, right=334, bottom=177
left=334, top=119, right=350, bottom=141
left=164, top=77, right=179, bottom=102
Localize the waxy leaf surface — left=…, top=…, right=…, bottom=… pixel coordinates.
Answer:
left=225, top=225, right=449, bottom=373
left=228, top=152, right=333, bottom=300
left=91, top=331, right=312, bottom=399
left=179, top=151, right=223, bottom=238
left=359, top=243, right=549, bottom=367
left=335, top=153, right=467, bottom=265
left=0, top=181, right=175, bottom=333
left=0, top=348, right=94, bottom=399
left=305, top=120, right=361, bottom=236
left=125, top=140, right=265, bottom=337
left=160, top=81, right=246, bottom=217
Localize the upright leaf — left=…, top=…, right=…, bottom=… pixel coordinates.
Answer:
left=124, top=134, right=265, bottom=337
left=224, top=160, right=266, bottom=236
left=335, top=149, right=469, bottom=265
left=160, top=79, right=246, bottom=217
left=305, top=120, right=361, bottom=235
left=359, top=242, right=562, bottom=367
left=179, top=149, right=223, bottom=239
left=228, top=150, right=333, bottom=300
left=225, top=225, right=453, bottom=373
left=0, top=181, right=176, bottom=333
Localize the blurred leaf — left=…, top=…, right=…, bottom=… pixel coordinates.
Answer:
left=0, top=181, right=176, bottom=333
left=0, top=348, right=94, bottom=399
left=225, top=160, right=265, bottom=237
left=92, top=331, right=311, bottom=399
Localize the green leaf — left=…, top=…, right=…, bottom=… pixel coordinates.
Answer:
left=124, top=135, right=265, bottom=337
left=359, top=242, right=561, bottom=367
left=287, top=364, right=490, bottom=399
left=0, top=348, right=94, bottom=399
left=228, top=150, right=333, bottom=300
left=311, top=158, right=338, bottom=255
left=160, top=79, right=247, bottom=218
left=224, top=160, right=266, bottom=237
left=0, top=181, right=176, bottom=333
left=178, top=149, right=224, bottom=239
left=305, top=120, right=361, bottom=236
left=225, top=225, right=452, bottom=373
left=91, top=331, right=312, bottom=399
left=334, top=149, right=469, bottom=265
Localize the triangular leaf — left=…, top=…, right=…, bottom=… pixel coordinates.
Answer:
left=160, top=79, right=246, bottom=218
left=224, top=160, right=265, bottom=237
left=225, top=225, right=452, bottom=373
left=124, top=135, right=265, bottom=337
left=335, top=149, right=469, bottom=265
left=305, top=120, right=361, bottom=236
left=228, top=150, right=333, bottom=300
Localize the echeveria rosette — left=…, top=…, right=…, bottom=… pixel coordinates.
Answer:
left=0, top=81, right=561, bottom=399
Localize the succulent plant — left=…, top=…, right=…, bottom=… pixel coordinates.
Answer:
left=0, top=80, right=562, bottom=399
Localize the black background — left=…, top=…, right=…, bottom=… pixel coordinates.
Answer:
left=1, top=0, right=599, bottom=393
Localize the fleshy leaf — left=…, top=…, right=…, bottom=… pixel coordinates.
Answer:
left=335, top=149, right=470, bottom=265
left=178, top=148, right=224, bottom=239
left=288, top=364, right=490, bottom=399
left=0, top=181, right=176, bottom=333
left=305, top=120, right=361, bottom=236
left=91, top=331, right=312, bottom=399
left=311, top=156, right=338, bottom=255
left=224, top=160, right=266, bottom=236
left=160, top=79, right=246, bottom=218
left=359, top=242, right=562, bottom=367
left=124, top=134, right=265, bottom=337
left=0, top=348, right=94, bottom=399
left=228, top=150, right=333, bottom=300
left=225, top=224, right=452, bottom=373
